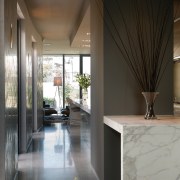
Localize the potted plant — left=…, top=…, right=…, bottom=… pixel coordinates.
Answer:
left=76, top=74, right=91, bottom=100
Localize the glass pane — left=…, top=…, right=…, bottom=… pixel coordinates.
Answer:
left=82, top=56, right=91, bottom=100
left=83, top=56, right=91, bottom=74
left=64, top=55, right=80, bottom=106
left=43, top=55, right=63, bottom=112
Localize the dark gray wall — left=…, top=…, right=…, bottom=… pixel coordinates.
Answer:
left=91, top=0, right=173, bottom=179
left=4, top=0, right=18, bottom=178
left=0, top=0, right=5, bottom=178
left=104, top=0, right=173, bottom=115
left=18, top=0, right=43, bottom=153
left=0, top=0, right=43, bottom=178
left=0, top=0, right=18, bottom=179
left=104, top=0, right=173, bottom=116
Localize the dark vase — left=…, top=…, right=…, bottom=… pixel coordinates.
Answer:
left=142, top=92, right=159, bottom=119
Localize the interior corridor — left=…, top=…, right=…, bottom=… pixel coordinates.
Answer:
left=17, top=123, right=97, bottom=180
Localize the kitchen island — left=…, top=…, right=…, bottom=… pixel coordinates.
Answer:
left=69, top=98, right=91, bottom=152
left=104, top=115, right=180, bottom=180
left=70, top=98, right=91, bottom=114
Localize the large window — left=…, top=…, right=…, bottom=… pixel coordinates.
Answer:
left=43, top=55, right=63, bottom=111
left=64, top=55, right=80, bottom=106
left=82, top=56, right=91, bottom=74
left=82, top=56, right=91, bottom=100
left=43, top=55, right=90, bottom=108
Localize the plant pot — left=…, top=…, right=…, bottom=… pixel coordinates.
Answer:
left=142, top=92, right=159, bottom=119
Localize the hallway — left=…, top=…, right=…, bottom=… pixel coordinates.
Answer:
left=17, top=123, right=97, bottom=180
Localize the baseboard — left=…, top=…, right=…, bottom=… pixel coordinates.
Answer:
left=91, top=165, right=100, bottom=180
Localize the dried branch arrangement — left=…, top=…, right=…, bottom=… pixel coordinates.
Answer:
left=95, top=0, right=174, bottom=92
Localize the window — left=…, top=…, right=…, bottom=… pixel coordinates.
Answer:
left=43, top=55, right=63, bottom=110
left=64, top=55, right=80, bottom=106
left=43, top=55, right=91, bottom=108
left=82, top=56, right=91, bottom=99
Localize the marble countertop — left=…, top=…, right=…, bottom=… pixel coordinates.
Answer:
left=104, top=115, right=180, bottom=180
left=104, top=115, right=180, bottom=133
left=70, top=98, right=91, bottom=114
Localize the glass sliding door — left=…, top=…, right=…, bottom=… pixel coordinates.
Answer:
left=42, top=55, right=90, bottom=108
left=43, top=55, right=63, bottom=112
left=82, top=55, right=91, bottom=100
left=82, top=56, right=91, bottom=74
left=64, top=55, right=80, bottom=106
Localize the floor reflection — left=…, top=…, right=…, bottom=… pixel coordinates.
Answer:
left=43, top=124, right=74, bottom=169
left=17, top=123, right=97, bottom=180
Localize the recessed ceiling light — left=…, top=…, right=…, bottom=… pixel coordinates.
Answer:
left=86, top=32, right=91, bottom=36
left=44, top=43, right=52, bottom=46
left=174, top=17, right=180, bottom=23
left=174, top=56, right=180, bottom=60
left=82, top=44, right=90, bottom=47
left=82, top=39, right=91, bottom=42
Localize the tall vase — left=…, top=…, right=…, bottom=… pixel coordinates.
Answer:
left=142, top=92, right=159, bottom=119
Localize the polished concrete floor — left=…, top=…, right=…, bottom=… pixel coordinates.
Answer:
left=17, top=123, right=97, bottom=180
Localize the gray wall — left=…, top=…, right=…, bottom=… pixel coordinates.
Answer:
left=0, top=0, right=5, bottom=178
left=0, top=0, right=18, bottom=179
left=91, top=0, right=173, bottom=179
left=91, top=0, right=104, bottom=179
left=18, top=0, right=43, bottom=153
left=0, top=0, right=43, bottom=178
left=104, top=0, right=173, bottom=116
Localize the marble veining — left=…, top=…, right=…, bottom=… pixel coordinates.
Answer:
left=71, top=98, right=91, bottom=114
left=104, top=115, right=180, bottom=180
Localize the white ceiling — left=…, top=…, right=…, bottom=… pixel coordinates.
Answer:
left=24, top=0, right=90, bottom=54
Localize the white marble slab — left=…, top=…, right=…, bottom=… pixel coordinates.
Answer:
left=104, top=115, right=180, bottom=180
left=70, top=98, right=91, bottom=114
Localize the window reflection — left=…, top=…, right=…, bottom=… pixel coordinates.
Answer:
left=82, top=56, right=91, bottom=100
left=43, top=55, right=63, bottom=109
left=64, top=55, right=80, bottom=106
